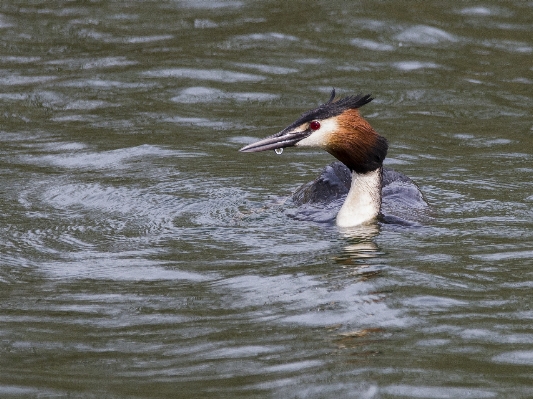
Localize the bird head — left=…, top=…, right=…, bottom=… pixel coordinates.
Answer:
left=239, top=89, right=388, bottom=174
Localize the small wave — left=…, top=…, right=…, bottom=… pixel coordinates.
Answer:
left=59, top=78, right=151, bottom=88
left=393, top=61, right=441, bottom=71
left=63, top=100, right=115, bottom=110
left=458, top=7, right=495, bottom=16
left=164, top=115, right=236, bottom=129
left=143, top=68, right=265, bottom=83
left=493, top=350, right=533, bottom=366
left=350, top=38, right=395, bottom=52
left=123, top=35, right=174, bottom=44
left=395, top=25, right=457, bottom=45
left=41, top=257, right=211, bottom=282
left=45, top=56, right=138, bottom=69
left=482, top=39, right=532, bottom=54
left=0, top=75, right=56, bottom=85
left=0, top=14, right=15, bottom=28
left=18, top=144, right=180, bottom=171
left=233, top=62, right=298, bottom=75
left=0, top=56, right=41, bottom=63
left=232, top=32, right=299, bottom=42
left=194, top=19, right=218, bottom=29
left=176, top=0, right=243, bottom=9
left=171, top=87, right=278, bottom=103
left=382, top=385, right=497, bottom=398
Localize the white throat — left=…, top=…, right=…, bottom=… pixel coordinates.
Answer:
left=336, top=167, right=382, bottom=228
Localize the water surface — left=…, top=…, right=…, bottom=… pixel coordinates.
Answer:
left=1, top=1, right=532, bottom=398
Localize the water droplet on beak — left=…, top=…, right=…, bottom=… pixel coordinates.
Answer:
left=274, top=148, right=283, bottom=155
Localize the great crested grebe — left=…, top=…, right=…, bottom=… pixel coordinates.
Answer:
left=239, top=89, right=426, bottom=227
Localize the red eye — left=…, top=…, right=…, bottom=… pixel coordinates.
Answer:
left=309, top=120, right=321, bottom=131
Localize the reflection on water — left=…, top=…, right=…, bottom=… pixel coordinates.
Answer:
left=0, top=0, right=532, bottom=397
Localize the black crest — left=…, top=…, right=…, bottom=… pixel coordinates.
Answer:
left=286, top=89, right=373, bottom=130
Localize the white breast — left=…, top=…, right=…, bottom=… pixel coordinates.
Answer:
left=336, top=168, right=382, bottom=227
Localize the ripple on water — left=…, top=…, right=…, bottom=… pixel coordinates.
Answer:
left=18, top=144, right=183, bottom=170
left=493, top=351, right=533, bottom=366
left=392, top=61, right=441, bottom=71
left=50, top=115, right=99, bottom=122
left=41, top=142, right=87, bottom=151
left=0, top=93, right=29, bottom=101
left=63, top=100, right=116, bottom=110
left=0, top=56, right=41, bottom=63
left=143, top=68, right=265, bottom=83
left=221, top=32, right=300, bottom=50
left=40, top=257, right=210, bottom=282
left=471, top=250, right=533, bottom=262
left=45, top=56, right=138, bottom=69
left=457, top=6, right=515, bottom=18
left=482, top=40, right=532, bottom=54
left=0, top=90, right=65, bottom=108
left=215, top=273, right=404, bottom=328
left=0, top=386, right=52, bottom=397
left=0, top=14, right=15, bottom=28
left=34, top=182, right=198, bottom=239
left=350, top=38, right=395, bottom=52
left=394, top=25, right=457, bottom=45
left=176, top=0, right=243, bottom=9
left=382, top=385, right=497, bottom=398
left=201, top=345, right=285, bottom=360
left=296, top=58, right=325, bottom=65
left=458, top=6, right=495, bottom=16
left=164, top=115, right=236, bottom=129
left=0, top=75, right=57, bottom=86
left=404, top=295, right=468, bottom=310
left=232, top=32, right=299, bottom=42
left=59, top=78, right=152, bottom=89
left=453, top=134, right=513, bottom=147
left=194, top=19, right=219, bottom=29
left=123, top=35, right=174, bottom=44
left=13, top=167, right=209, bottom=268
left=171, top=87, right=278, bottom=103
left=42, top=182, right=153, bottom=212
left=233, top=62, right=298, bottom=75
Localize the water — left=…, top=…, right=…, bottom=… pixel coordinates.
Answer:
left=0, top=1, right=532, bottom=398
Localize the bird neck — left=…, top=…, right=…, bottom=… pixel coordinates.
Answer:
left=336, top=167, right=382, bottom=227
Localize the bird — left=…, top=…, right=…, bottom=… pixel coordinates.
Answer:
left=239, top=89, right=426, bottom=228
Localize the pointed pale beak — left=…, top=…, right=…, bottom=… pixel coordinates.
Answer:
left=239, top=127, right=311, bottom=153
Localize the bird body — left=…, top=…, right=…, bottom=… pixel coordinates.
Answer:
left=239, top=90, right=425, bottom=227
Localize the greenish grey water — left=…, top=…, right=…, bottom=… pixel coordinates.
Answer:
left=0, top=1, right=532, bottom=398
